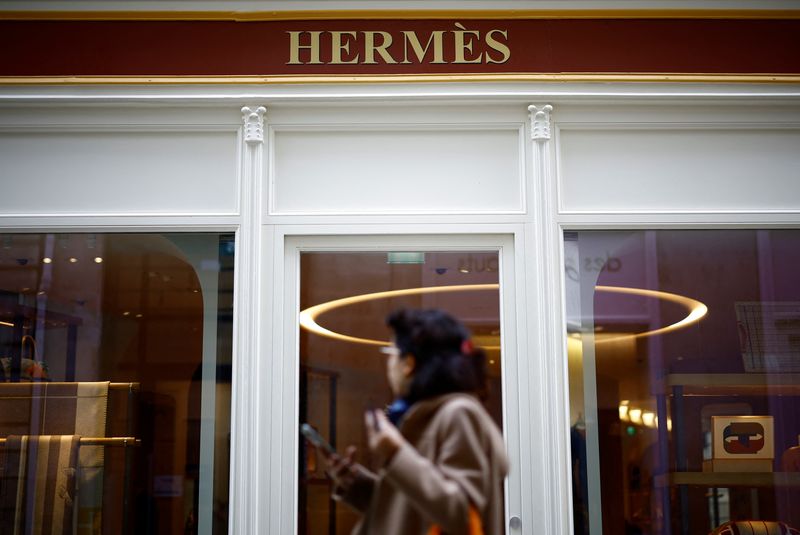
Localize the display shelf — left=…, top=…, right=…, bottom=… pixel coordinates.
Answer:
left=654, top=373, right=800, bottom=396
left=655, top=471, right=800, bottom=488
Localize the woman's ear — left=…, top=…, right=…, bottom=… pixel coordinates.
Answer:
left=402, top=354, right=416, bottom=377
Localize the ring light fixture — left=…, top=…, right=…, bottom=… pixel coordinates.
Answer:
left=298, top=284, right=707, bottom=348
left=593, top=285, right=707, bottom=344
left=299, top=284, right=500, bottom=348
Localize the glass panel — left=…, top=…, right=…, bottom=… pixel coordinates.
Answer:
left=297, top=250, right=502, bottom=534
left=0, top=233, right=233, bottom=535
left=565, top=230, right=800, bottom=535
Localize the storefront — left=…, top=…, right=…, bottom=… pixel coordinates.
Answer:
left=1, top=3, right=800, bottom=534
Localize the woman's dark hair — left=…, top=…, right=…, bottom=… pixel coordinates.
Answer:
left=386, top=308, right=488, bottom=403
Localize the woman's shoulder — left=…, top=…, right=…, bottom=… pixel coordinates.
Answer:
left=436, top=392, right=485, bottom=414
left=432, top=394, right=500, bottom=434
left=433, top=394, right=508, bottom=468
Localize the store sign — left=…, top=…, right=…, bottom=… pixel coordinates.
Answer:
left=287, top=24, right=510, bottom=65
left=2, top=18, right=800, bottom=78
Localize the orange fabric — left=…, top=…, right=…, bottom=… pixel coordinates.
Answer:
left=427, top=506, right=483, bottom=535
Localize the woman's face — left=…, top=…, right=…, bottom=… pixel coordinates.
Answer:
left=384, top=343, right=414, bottom=398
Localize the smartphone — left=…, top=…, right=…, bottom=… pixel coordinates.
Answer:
left=300, top=423, right=336, bottom=456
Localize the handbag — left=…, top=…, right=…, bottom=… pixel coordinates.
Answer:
left=427, top=505, right=483, bottom=535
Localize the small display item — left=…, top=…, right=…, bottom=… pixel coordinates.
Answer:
left=782, top=437, right=800, bottom=472
left=710, top=520, right=800, bottom=535
left=712, top=415, right=774, bottom=460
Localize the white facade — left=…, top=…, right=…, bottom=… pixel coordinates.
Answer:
left=1, top=82, right=799, bottom=534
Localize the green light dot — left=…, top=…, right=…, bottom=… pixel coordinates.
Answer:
left=626, top=426, right=636, bottom=436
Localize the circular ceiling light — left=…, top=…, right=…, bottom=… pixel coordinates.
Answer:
left=300, top=284, right=707, bottom=349
left=299, top=284, right=499, bottom=347
left=593, top=285, right=707, bottom=344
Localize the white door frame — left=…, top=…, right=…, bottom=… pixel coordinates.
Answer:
left=262, top=228, right=529, bottom=534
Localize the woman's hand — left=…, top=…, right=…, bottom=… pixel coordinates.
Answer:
left=324, top=446, right=359, bottom=491
left=364, top=409, right=404, bottom=465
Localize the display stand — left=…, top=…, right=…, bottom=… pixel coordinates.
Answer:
left=655, top=374, right=800, bottom=534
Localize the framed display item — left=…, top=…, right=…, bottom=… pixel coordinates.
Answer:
left=712, top=415, right=774, bottom=460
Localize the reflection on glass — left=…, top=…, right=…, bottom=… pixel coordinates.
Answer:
left=565, top=230, right=800, bottom=535
left=298, top=251, right=502, bottom=534
left=0, top=233, right=233, bottom=534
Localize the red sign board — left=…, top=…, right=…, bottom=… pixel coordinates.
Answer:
left=1, top=18, right=799, bottom=77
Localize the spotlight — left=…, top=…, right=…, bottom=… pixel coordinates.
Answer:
left=629, top=408, right=643, bottom=425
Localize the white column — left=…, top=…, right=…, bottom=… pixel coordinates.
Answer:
left=525, top=104, right=573, bottom=534
left=229, top=105, right=267, bottom=535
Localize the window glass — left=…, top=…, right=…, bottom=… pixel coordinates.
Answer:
left=298, top=251, right=502, bottom=534
left=0, top=233, right=233, bottom=535
left=565, top=230, right=800, bottom=535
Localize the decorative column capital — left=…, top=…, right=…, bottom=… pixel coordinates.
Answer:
left=528, top=104, right=553, bottom=141
left=242, top=106, right=267, bottom=144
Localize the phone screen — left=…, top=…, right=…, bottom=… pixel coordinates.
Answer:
left=300, top=423, right=336, bottom=456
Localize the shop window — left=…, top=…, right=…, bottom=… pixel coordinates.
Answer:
left=0, top=233, right=233, bottom=535
left=297, top=251, right=502, bottom=534
left=565, top=230, right=800, bottom=535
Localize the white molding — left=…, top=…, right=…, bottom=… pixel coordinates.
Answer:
left=2, top=83, right=800, bottom=105
left=555, top=122, right=800, bottom=131
left=0, top=215, right=241, bottom=230
left=528, top=104, right=553, bottom=141
left=267, top=120, right=527, bottom=216
left=242, top=105, right=266, bottom=144
left=557, top=212, right=800, bottom=227
left=229, top=104, right=268, bottom=535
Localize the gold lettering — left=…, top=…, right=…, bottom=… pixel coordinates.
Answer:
left=287, top=31, right=322, bottom=65
left=362, top=31, right=397, bottom=64
left=485, top=29, right=511, bottom=64
left=452, top=22, right=482, bottom=64
left=401, top=30, right=446, bottom=64
left=330, top=31, right=359, bottom=64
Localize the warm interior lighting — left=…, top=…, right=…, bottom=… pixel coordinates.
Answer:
left=618, top=401, right=630, bottom=421
left=299, top=284, right=500, bottom=347
left=301, top=283, right=706, bottom=351
left=69, top=257, right=78, bottom=263
left=618, top=401, right=662, bottom=429
left=642, top=411, right=656, bottom=427
left=0, top=320, right=14, bottom=328
left=590, top=286, right=708, bottom=344
left=628, top=408, right=643, bottom=425
left=42, top=257, right=52, bottom=264
left=94, top=257, right=103, bottom=263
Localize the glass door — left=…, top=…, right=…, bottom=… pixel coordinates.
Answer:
left=276, top=234, right=521, bottom=534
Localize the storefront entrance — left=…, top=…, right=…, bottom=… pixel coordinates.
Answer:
left=275, top=234, right=524, bottom=534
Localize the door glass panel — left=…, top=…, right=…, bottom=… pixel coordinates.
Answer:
left=297, top=250, right=502, bottom=534
left=0, top=233, right=233, bottom=534
left=565, top=230, right=800, bottom=535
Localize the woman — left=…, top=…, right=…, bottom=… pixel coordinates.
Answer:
left=326, top=308, right=508, bottom=535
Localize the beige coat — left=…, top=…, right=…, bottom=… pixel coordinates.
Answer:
left=335, top=393, right=509, bottom=535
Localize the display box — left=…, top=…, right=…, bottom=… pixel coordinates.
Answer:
left=712, top=415, right=774, bottom=460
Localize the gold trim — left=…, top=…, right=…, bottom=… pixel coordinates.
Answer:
left=2, top=9, right=800, bottom=21
left=2, top=73, right=800, bottom=85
